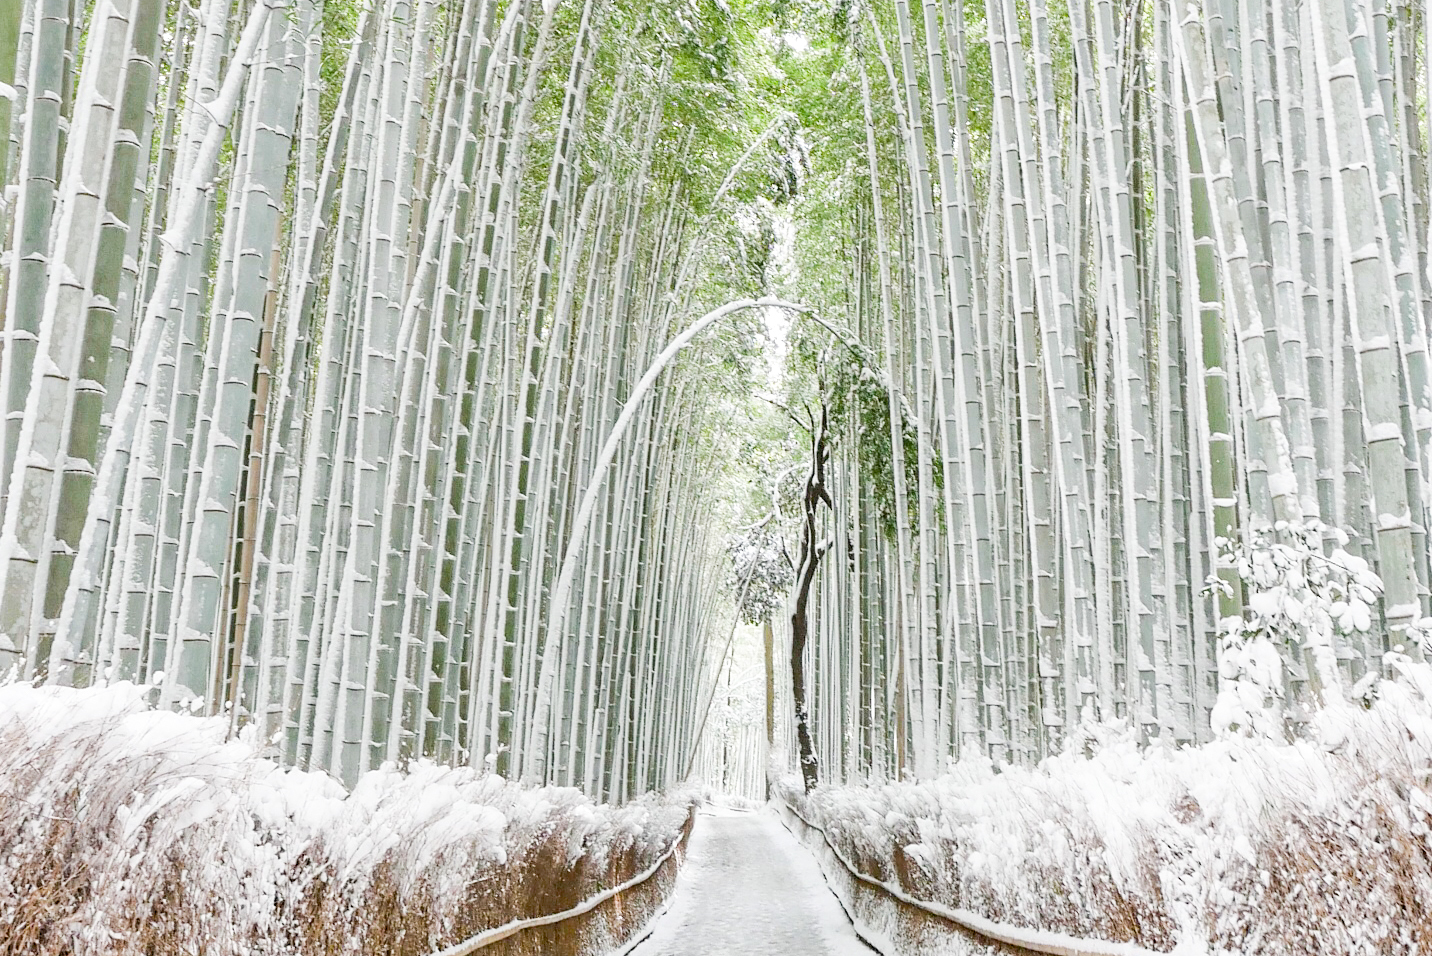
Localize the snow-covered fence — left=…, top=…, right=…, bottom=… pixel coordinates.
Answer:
left=428, top=818, right=691, bottom=956
left=776, top=655, right=1432, bottom=955
left=776, top=799, right=1163, bottom=956
left=0, top=681, right=696, bottom=956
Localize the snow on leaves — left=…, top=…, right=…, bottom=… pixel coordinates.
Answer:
left=1211, top=520, right=1389, bottom=738
left=727, top=524, right=792, bottom=625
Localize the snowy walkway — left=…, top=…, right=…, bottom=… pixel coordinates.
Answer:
left=631, top=807, right=872, bottom=956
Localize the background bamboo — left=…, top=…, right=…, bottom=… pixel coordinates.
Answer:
left=772, top=0, right=1432, bottom=782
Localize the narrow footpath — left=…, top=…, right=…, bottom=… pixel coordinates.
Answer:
left=632, top=807, right=872, bottom=956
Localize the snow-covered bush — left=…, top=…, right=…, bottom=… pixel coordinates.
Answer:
left=0, top=681, right=694, bottom=956
left=780, top=658, right=1432, bottom=955
left=728, top=524, right=793, bottom=624
left=1212, top=520, right=1387, bottom=737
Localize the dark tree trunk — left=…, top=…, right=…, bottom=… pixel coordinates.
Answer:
left=791, top=406, right=832, bottom=793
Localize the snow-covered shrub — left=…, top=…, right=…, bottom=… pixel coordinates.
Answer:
left=780, top=658, right=1432, bottom=955
left=728, top=524, right=793, bottom=624
left=0, top=681, right=694, bottom=956
left=1211, top=520, right=1383, bottom=737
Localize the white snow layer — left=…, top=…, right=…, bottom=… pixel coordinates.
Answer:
left=780, top=657, right=1432, bottom=956
left=632, top=808, right=870, bottom=956
left=0, top=680, right=693, bottom=956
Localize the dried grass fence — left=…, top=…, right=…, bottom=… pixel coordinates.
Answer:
left=0, top=685, right=696, bottom=956
left=776, top=798, right=1162, bottom=956
left=775, top=679, right=1432, bottom=956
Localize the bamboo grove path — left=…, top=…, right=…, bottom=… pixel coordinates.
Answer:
left=630, top=808, right=872, bottom=956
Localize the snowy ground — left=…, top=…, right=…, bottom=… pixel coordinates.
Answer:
left=632, top=806, right=871, bottom=956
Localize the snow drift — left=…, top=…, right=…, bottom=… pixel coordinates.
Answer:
left=780, top=655, right=1432, bottom=955
left=0, top=680, right=694, bottom=955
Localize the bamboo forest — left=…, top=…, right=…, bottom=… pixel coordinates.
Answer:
left=2, top=0, right=1432, bottom=952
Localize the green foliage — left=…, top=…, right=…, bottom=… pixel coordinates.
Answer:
left=824, top=357, right=927, bottom=542
left=318, top=0, right=363, bottom=147
left=785, top=328, right=927, bottom=545
left=948, top=0, right=995, bottom=164
left=674, top=312, right=770, bottom=400
left=652, top=0, right=777, bottom=211
left=728, top=525, right=794, bottom=624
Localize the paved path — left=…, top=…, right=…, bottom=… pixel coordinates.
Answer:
left=632, top=807, right=871, bottom=956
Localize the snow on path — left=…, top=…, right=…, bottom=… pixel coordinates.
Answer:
left=631, top=806, right=872, bottom=956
